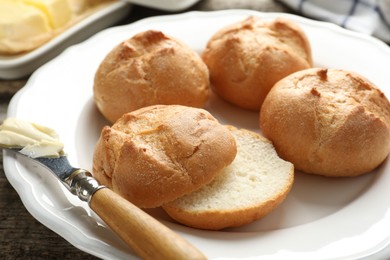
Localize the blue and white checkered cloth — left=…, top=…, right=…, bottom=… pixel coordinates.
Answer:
left=278, top=0, right=390, bottom=42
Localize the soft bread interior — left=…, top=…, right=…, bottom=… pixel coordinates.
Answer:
left=163, top=126, right=294, bottom=230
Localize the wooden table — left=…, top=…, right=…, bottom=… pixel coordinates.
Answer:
left=0, top=1, right=289, bottom=259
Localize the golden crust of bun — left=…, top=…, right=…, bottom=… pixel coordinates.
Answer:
left=93, top=30, right=210, bottom=123
left=260, top=68, right=390, bottom=177
left=92, top=105, right=237, bottom=208
left=202, top=16, right=312, bottom=110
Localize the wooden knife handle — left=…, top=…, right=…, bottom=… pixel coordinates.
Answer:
left=89, top=187, right=206, bottom=260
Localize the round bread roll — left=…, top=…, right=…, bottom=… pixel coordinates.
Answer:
left=94, top=30, right=210, bottom=123
left=92, top=105, right=237, bottom=208
left=202, top=16, right=312, bottom=111
left=260, top=68, right=390, bottom=177
left=163, top=126, right=294, bottom=230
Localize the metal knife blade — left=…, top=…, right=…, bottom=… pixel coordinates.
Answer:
left=9, top=149, right=102, bottom=202
left=35, top=156, right=76, bottom=180
left=35, top=155, right=103, bottom=201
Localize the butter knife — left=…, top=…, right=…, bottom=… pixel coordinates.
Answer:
left=5, top=148, right=206, bottom=260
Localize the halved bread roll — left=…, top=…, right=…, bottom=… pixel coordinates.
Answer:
left=163, top=126, right=294, bottom=230
left=92, top=105, right=237, bottom=208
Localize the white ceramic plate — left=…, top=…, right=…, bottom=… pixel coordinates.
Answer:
left=4, top=10, right=390, bottom=260
left=0, top=1, right=131, bottom=80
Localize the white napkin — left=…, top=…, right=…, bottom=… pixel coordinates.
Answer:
left=278, top=0, right=390, bottom=42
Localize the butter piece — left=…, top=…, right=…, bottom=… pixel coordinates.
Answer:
left=0, top=0, right=109, bottom=54
left=0, top=0, right=51, bottom=48
left=21, top=0, right=72, bottom=29
left=0, top=118, right=64, bottom=158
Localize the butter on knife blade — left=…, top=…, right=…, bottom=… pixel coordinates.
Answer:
left=0, top=118, right=64, bottom=158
